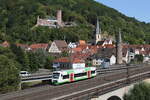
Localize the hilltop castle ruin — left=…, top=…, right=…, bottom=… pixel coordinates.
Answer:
left=35, top=10, right=75, bottom=28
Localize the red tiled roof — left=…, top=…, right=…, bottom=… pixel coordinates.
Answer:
left=72, top=47, right=82, bottom=52
left=29, top=43, right=48, bottom=50
left=16, top=43, right=28, bottom=48
left=72, top=58, right=85, bottom=63
left=77, top=45, right=88, bottom=50
left=54, top=57, right=85, bottom=63
left=79, top=40, right=86, bottom=45
left=54, top=57, right=70, bottom=63
left=1, top=41, right=9, bottom=47
left=104, top=44, right=115, bottom=48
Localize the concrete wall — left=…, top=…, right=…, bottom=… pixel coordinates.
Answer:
left=91, top=84, right=134, bottom=100
left=91, top=78, right=150, bottom=100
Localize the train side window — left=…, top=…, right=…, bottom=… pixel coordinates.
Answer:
left=63, top=75, right=69, bottom=79
left=91, top=71, right=95, bottom=74
left=74, top=72, right=87, bottom=78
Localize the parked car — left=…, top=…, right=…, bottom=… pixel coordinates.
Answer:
left=20, top=71, right=31, bottom=77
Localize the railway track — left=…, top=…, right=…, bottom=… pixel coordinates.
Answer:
left=1, top=64, right=150, bottom=100
left=59, top=70, right=150, bottom=100
left=21, top=64, right=145, bottom=82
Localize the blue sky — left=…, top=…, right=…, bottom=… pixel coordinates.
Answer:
left=95, top=0, right=150, bottom=23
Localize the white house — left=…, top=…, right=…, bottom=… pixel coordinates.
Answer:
left=122, top=48, right=129, bottom=63
left=68, top=42, right=77, bottom=48
left=109, top=55, right=116, bottom=65
left=47, top=40, right=68, bottom=53
left=97, top=39, right=113, bottom=46
left=90, top=48, right=116, bottom=66
left=53, top=57, right=85, bottom=69
left=92, top=58, right=103, bottom=66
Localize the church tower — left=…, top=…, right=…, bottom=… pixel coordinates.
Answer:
left=95, top=19, right=102, bottom=44
left=116, top=28, right=123, bottom=64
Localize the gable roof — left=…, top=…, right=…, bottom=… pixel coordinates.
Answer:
left=97, top=48, right=116, bottom=58
left=54, top=40, right=67, bottom=48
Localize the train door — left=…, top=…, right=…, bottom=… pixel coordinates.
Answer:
left=70, top=73, right=74, bottom=82
left=87, top=71, right=91, bottom=78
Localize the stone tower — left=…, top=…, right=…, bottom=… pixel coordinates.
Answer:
left=95, top=19, right=102, bottom=44
left=116, top=28, right=123, bottom=64
left=57, top=10, right=62, bottom=26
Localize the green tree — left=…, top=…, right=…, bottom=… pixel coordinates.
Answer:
left=34, top=49, right=52, bottom=69
left=124, top=82, right=150, bottom=100
left=61, top=51, right=69, bottom=57
left=27, top=52, right=39, bottom=72
left=44, top=56, right=55, bottom=69
left=0, top=0, right=150, bottom=44
left=0, top=55, right=20, bottom=93
left=134, top=54, right=144, bottom=63
left=10, top=44, right=30, bottom=71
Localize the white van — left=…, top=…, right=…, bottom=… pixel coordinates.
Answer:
left=20, top=71, right=31, bottom=77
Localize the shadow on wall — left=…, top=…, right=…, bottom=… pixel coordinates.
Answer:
left=107, top=96, right=121, bottom=100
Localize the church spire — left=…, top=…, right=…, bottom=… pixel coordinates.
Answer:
left=95, top=18, right=102, bottom=44
left=96, top=18, right=101, bottom=34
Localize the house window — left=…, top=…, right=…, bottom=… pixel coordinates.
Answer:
left=96, top=62, right=99, bottom=65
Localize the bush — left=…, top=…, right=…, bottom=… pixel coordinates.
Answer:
left=124, top=82, right=150, bottom=100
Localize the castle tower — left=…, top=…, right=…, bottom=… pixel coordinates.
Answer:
left=95, top=19, right=102, bottom=44
left=57, top=10, right=62, bottom=26
left=116, top=28, right=123, bottom=64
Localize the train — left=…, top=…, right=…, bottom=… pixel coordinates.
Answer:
left=52, top=67, right=97, bottom=85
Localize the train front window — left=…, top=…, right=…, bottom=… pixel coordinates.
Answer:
left=53, top=73, right=60, bottom=79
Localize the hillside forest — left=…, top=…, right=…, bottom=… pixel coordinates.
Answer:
left=0, top=0, right=150, bottom=44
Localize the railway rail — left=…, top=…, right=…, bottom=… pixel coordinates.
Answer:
left=58, top=70, right=150, bottom=100
left=1, top=64, right=150, bottom=100
left=21, top=64, right=146, bottom=82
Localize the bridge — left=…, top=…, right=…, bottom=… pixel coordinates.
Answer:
left=91, top=78, right=150, bottom=100
left=0, top=64, right=150, bottom=100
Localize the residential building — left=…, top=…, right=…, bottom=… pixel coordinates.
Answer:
left=28, top=43, right=48, bottom=51
left=89, top=48, right=116, bottom=66
left=47, top=40, right=68, bottom=53
left=16, top=43, right=29, bottom=50
left=96, top=39, right=113, bottom=47
left=68, top=42, right=77, bottom=48
left=53, top=57, right=85, bottom=69
left=0, top=41, right=10, bottom=47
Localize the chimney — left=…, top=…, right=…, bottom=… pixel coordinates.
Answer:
left=57, top=10, right=62, bottom=26
left=116, top=28, right=123, bottom=64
